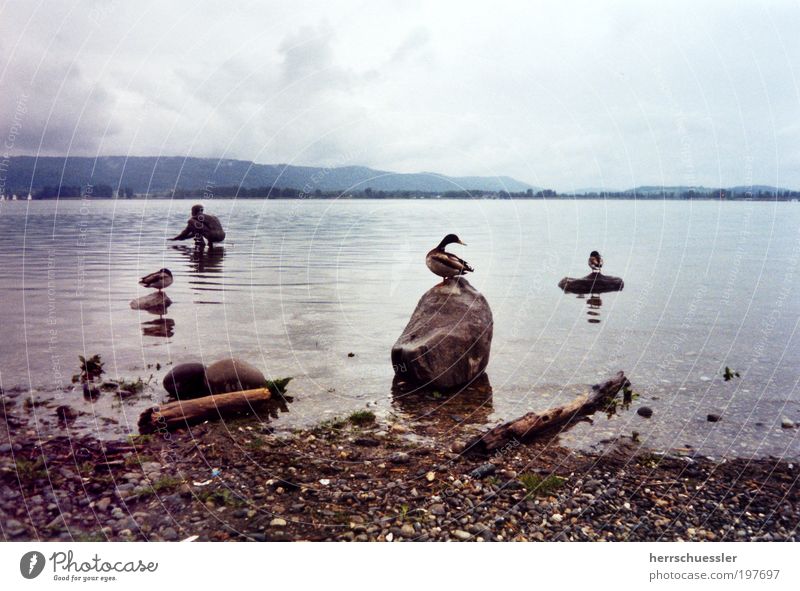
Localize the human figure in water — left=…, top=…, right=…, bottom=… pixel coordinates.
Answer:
left=170, top=204, right=226, bottom=249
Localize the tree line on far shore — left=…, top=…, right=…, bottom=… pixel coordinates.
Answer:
left=16, top=185, right=800, bottom=201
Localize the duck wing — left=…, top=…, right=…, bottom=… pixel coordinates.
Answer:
left=429, top=250, right=474, bottom=274
left=139, top=271, right=158, bottom=286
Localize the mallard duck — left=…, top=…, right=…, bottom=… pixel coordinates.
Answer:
left=588, top=251, right=603, bottom=273
left=426, top=234, right=473, bottom=280
left=139, top=268, right=173, bottom=291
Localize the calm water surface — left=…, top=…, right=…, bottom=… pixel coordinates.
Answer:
left=0, top=199, right=798, bottom=458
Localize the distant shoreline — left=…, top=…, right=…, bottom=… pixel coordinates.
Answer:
left=4, top=196, right=797, bottom=202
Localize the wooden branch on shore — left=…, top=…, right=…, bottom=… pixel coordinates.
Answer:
left=138, top=387, right=272, bottom=434
left=462, top=371, right=629, bottom=455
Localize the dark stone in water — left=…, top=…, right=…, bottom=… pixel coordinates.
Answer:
left=129, top=291, right=172, bottom=314
left=82, top=383, right=100, bottom=401
left=162, top=363, right=210, bottom=400
left=637, top=406, right=653, bottom=418
left=56, top=405, right=78, bottom=426
left=558, top=273, right=624, bottom=294
left=391, top=278, right=493, bottom=389
left=707, top=413, right=722, bottom=423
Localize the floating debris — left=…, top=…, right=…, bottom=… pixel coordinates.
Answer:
left=723, top=367, right=740, bottom=381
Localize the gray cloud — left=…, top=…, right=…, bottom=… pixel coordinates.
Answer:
left=0, top=40, right=119, bottom=154
left=1, top=0, right=799, bottom=189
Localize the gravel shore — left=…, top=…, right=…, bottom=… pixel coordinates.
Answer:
left=2, top=405, right=798, bottom=542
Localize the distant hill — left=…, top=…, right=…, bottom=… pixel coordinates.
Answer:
left=0, top=156, right=535, bottom=195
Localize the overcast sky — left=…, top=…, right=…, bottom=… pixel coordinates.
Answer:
left=2, top=0, right=799, bottom=190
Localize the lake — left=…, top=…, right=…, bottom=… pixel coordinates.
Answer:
left=0, top=198, right=798, bottom=458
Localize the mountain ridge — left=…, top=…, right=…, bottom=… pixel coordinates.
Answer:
left=0, top=156, right=536, bottom=194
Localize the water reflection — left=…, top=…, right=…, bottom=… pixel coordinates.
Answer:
left=141, top=316, right=175, bottom=338
left=172, top=244, right=226, bottom=275
left=391, top=373, right=494, bottom=428
left=586, top=295, right=602, bottom=323
left=171, top=244, right=226, bottom=303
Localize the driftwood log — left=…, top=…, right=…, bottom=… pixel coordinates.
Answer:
left=138, top=387, right=272, bottom=434
left=463, top=371, right=629, bottom=454
left=558, top=273, right=624, bottom=294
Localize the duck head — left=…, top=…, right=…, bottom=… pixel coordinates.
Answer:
left=437, top=234, right=467, bottom=249
left=590, top=250, right=601, bottom=258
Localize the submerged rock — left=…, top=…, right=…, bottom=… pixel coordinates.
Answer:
left=162, top=363, right=210, bottom=400
left=391, top=278, right=493, bottom=389
left=129, top=291, right=172, bottom=314
left=206, top=358, right=268, bottom=394
left=56, top=405, right=78, bottom=426
left=558, top=273, right=624, bottom=294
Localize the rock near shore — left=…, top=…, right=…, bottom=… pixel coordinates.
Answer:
left=391, top=278, right=493, bottom=389
left=163, top=358, right=269, bottom=399
left=162, top=363, right=210, bottom=400
left=206, top=358, right=268, bottom=394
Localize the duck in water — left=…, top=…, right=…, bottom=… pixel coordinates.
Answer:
left=139, top=268, right=173, bottom=292
left=170, top=204, right=226, bottom=249
left=588, top=250, right=603, bottom=273
left=426, top=234, right=474, bottom=281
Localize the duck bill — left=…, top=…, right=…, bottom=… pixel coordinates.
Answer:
left=458, top=240, right=467, bottom=246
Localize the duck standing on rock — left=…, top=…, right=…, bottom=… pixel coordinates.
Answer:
left=426, top=234, right=474, bottom=281
left=139, top=268, right=173, bottom=292
left=588, top=250, right=603, bottom=273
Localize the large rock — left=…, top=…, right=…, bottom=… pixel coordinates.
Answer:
left=162, top=363, right=210, bottom=399
left=205, top=358, right=268, bottom=394
left=391, top=278, right=493, bottom=389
